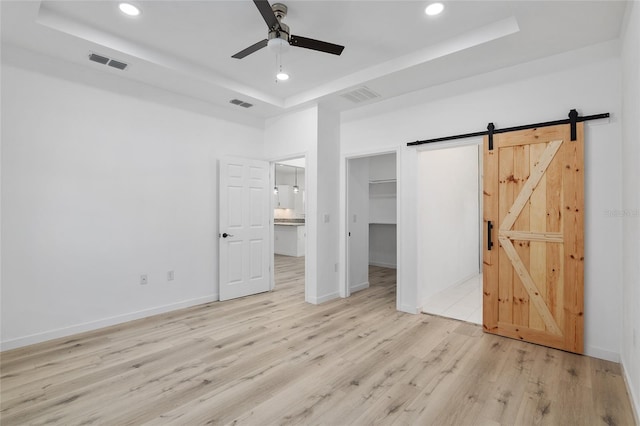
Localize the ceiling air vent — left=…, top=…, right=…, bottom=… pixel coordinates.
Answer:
left=340, top=86, right=381, bottom=104
left=89, top=53, right=109, bottom=65
left=229, top=99, right=253, bottom=108
left=108, top=59, right=128, bottom=70
left=88, top=52, right=128, bottom=70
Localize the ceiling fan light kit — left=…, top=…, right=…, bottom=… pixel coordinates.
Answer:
left=232, top=0, right=345, bottom=81
left=268, top=37, right=289, bottom=53
left=276, top=71, right=289, bottom=81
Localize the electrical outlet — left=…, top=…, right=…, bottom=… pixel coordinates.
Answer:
left=335, top=263, right=338, bottom=272
left=167, top=270, right=174, bottom=281
left=140, top=274, right=148, bottom=285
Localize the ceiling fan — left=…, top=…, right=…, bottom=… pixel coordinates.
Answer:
left=232, top=0, right=345, bottom=59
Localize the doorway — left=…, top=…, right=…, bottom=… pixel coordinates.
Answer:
left=273, top=158, right=306, bottom=298
left=346, top=153, right=398, bottom=301
left=418, top=142, right=482, bottom=324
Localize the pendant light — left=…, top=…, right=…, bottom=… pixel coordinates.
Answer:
left=293, top=166, right=299, bottom=193
left=274, top=166, right=279, bottom=194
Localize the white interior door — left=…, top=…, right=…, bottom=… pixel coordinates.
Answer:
left=219, top=157, right=270, bottom=301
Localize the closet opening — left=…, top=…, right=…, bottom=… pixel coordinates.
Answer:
left=346, top=152, right=397, bottom=304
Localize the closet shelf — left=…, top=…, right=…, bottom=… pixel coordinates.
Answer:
left=369, top=179, right=397, bottom=199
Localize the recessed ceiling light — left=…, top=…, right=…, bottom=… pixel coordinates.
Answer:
left=119, top=2, right=141, bottom=17
left=425, top=2, right=444, bottom=16
left=276, top=72, right=290, bottom=81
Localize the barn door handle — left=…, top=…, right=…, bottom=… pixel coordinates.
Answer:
left=487, top=221, right=494, bottom=250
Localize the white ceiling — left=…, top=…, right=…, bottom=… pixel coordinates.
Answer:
left=0, top=1, right=629, bottom=121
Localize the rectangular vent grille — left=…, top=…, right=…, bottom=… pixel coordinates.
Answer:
left=340, top=86, right=381, bottom=103
left=88, top=52, right=128, bottom=70
left=229, top=99, right=253, bottom=108
left=108, top=60, right=127, bottom=70
left=89, top=53, right=109, bottom=65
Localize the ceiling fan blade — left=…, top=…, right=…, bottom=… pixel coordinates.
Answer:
left=231, top=39, right=268, bottom=59
left=289, top=35, right=344, bottom=56
left=253, top=0, right=278, bottom=30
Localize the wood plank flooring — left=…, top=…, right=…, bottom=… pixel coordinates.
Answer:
left=1, top=255, right=636, bottom=425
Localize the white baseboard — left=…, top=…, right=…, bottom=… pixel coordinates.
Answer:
left=307, top=291, right=340, bottom=305
left=350, top=281, right=370, bottom=293
left=399, top=303, right=420, bottom=314
left=369, top=261, right=397, bottom=269
left=622, top=359, right=640, bottom=425
left=584, top=346, right=620, bottom=363
left=0, top=294, right=219, bottom=352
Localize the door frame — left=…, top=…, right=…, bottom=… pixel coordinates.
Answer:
left=270, top=154, right=308, bottom=300
left=342, top=148, right=399, bottom=300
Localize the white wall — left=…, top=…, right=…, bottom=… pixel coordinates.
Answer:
left=369, top=153, right=397, bottom=182
left=265, top=105, right=342, bottom=304
left=316, top=106, right=341, bottom=301
left=264, top=106, right=318, bottom=301
left=418, top=144, right=479, bottom=303
left=369, top=224, right=397, bottom=269
left=274, top=166, right=305, bottom=188
left=347, top=157, right=369, bottom=292
left=341, top=49, right=622, bottom=361
left=620, top=1, right=640, bottom=417
left=0, top=63, right=264, bottom=350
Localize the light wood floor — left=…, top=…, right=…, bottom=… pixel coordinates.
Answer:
left=1, top=255, right=636, bottom=425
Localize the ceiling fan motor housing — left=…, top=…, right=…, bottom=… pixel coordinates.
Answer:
left=271, top=3, right=288, bottom=20
left=269, top=3, right=290, bottom=43
left=268, top=26, right=289, bottom=42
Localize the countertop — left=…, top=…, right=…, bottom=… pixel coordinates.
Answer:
left=274, top=222, right=305, bottom=226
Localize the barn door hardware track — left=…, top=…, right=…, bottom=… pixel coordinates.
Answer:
left=407, top=109, right=610, bottom=150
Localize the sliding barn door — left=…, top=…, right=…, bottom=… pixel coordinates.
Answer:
left=483, top=123, right=584, bottom=353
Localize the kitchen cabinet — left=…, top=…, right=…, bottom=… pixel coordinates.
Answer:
left=274, top=185, right=293, bottom=209
left=293, top=189, right=305, bottom=215
left=274, top=224, right=305, bottom=257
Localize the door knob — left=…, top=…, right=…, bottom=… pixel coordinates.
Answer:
left=222, top=232, right=234, bottom=238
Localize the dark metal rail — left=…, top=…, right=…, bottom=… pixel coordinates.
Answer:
left=407, top=109, right=610, bottom=149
